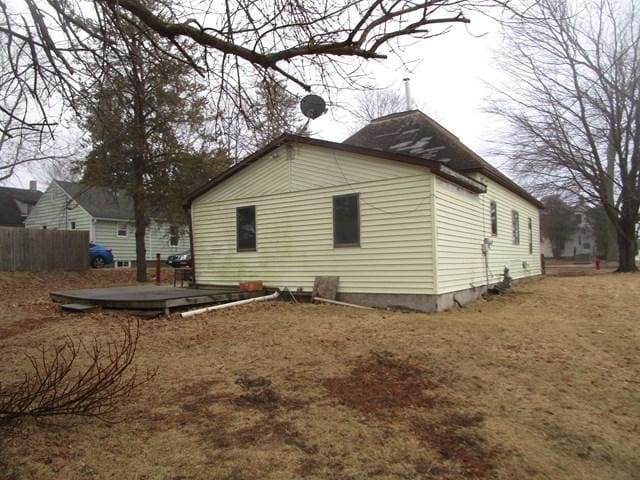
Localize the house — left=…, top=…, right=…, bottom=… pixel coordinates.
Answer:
left=0, top=181, right=43, bottom=227
left=185, top=110, right=543, bottom=311
left=541, top=210, right=596, bottom=259
left=26, top=180, right=190, bottom=267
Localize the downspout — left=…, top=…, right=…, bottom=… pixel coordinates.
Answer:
left=482, top=238, right=492, bottom=290
left=187, top=205, right=196, bottom=287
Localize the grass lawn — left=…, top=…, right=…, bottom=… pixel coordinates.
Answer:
left=0, top=270, right=638, bottom=479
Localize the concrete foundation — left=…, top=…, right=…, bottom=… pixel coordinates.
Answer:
left=335, top=276, right=542, bottom=312
left=337, top=285, right=488, bottom=313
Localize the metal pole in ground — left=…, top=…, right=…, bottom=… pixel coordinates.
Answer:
left=155, top=253, right=161, bottom=285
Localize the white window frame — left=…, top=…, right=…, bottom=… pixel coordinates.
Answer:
left=116, top=222, right=128, bottom=237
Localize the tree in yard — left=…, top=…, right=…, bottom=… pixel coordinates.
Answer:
left=78, top=25, right=229, bottom=282
left=493, top=0, right=640, bottom=272
left=540, top=195, right=580, bottom=259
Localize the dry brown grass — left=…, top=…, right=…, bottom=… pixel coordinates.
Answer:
left=0, top=270, right=639, bottom=479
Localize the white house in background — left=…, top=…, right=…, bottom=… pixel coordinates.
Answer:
left=26, top=180, right=190, bottom=267
left=185, top=110, right=543, bottom=312
left=540, top=211, right=597, bottom=259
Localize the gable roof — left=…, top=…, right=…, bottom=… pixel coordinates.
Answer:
left=184, top=134, right=487, bottom=206
left=55, top=181, right=135, bottom=220
left=0, top=186, right=43, bottom=226
left=344, top=110, right=543, bottom=208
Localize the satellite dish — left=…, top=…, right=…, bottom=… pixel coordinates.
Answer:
left=300, top=94, right=326, bottom=119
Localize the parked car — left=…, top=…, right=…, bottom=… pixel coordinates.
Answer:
left=167, top=251, right=192, bottom=268
left=89, top=242, right=114, bottom=268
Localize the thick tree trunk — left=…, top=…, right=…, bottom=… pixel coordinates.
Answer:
left=606, top=218, right=619, bottom=261
left=134, top=195, right=148, bottom=282
left=616, top=217, right=638, bottom=273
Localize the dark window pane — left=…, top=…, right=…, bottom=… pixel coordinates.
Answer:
left=334, top=194, right=359, bottom=246
left=490, top=201, right=498, bottom=236
left=237, top=206, right=256, bottom=251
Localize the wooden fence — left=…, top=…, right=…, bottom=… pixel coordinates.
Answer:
left=0, top=227, right=89, bottom=272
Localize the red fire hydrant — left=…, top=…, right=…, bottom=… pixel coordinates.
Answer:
left=595, top=257, right=601, bottom=270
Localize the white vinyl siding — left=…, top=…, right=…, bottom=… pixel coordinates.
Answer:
left=25, top=181, right=93, bottom=236
left=192, top=145, right=436, bottom=294
left=95, top=220, right=189, bottom=262
left=434, top=175, right=542, bottom=294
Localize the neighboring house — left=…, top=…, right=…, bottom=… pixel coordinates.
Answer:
left=185, top=110, right=543, bottom=312
left=0, top=181, right=42, bottom=227
left=541, top=211, right=596, bottom=259
left=26, top=180, right=189, bottom=266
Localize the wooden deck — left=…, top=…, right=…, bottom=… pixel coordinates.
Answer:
left=50, top=285, right=265, bottom=314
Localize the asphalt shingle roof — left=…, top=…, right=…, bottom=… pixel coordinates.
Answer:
left=344, top=110, right=542, bottom=208
left=56, top=181, right=135, bottom=220
left=0, top=186, right=43, bottom=226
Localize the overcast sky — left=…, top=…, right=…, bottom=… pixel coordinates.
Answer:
left=312, top=12, right=506, bottom=157
left=5, top=11, right=507, bottom=190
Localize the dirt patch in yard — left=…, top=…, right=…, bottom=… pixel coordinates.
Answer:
left=0, top=270, right=639, bottom=479
left=323, top=350, right=443, bottom=415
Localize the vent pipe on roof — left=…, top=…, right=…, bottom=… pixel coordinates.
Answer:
left=403, top=78, right=412, bottom=111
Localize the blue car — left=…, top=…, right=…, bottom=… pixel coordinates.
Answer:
left=89, top=242, right=114, bottom=268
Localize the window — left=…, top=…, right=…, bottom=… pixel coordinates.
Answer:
left=528, top=217, right=533, bottom=254
left=70, top=221, right=76, bottom=230
left=115, top=260, right=131, bottom=268
left=117, top=223, right=128, bottom=237
left=490, top=201, right=498, bottom=236
left=583, top=242, right=591, bottom=249
left=169, top=226, right=179, bottom=247
left=575, top=213, right=582, bottom=224
left=236, top=206, right=256, bottom=251
left=333, top=194, right=360, bottom=247
left=512, top=210, right=520, bottom=245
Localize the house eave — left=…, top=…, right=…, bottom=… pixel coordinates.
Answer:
left=183, top=134, right=486, bottom=207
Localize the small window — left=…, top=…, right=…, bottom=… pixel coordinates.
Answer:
left=490, top=201, right=498, bottom=236
left=528, top=217, right=533, bottom=254
left=236, top=206, right=256, bottom=251
left=583, top=242, right=591, bottom=249
left=70, top=221, right=76, bottom=230
left=117, top=223, right=128, bottom=237
left=333, top=194, right=360, bottom=247
left=115, top=260, right=131, bottom=268
left=169, top=226, right=179, bottom=247
left=512, top=210, right=520, bottom=245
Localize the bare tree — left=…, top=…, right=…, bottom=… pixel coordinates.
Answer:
left=492, top=0, right=640, bottom=272
left=0, top=321, right=153, bottom=425
left=350, top=87, right=407, bottom=125
left=0, top=1, right=513, bottom=147
left=0, top=43, right=73, bottom=182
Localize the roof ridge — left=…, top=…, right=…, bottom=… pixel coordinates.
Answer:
left=370, top=109, right=422, bottom=123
